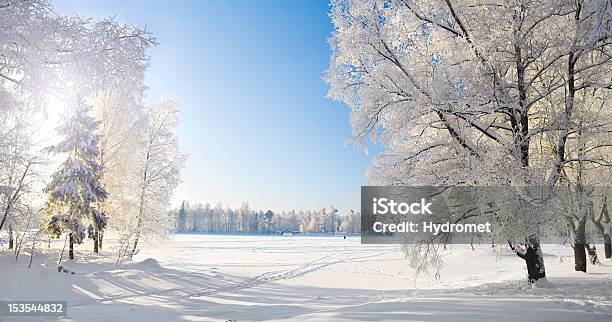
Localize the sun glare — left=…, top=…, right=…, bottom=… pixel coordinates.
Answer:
left=35, top=95, right=68, bottom=146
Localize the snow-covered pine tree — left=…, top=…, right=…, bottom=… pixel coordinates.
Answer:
left=42, top=98, right=108, bottom=260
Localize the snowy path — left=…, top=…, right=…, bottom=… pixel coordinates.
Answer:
left=2, top=234, right=611, bottom=321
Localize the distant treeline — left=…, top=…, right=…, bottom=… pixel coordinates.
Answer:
left=172, top=201, right=361, bottom=234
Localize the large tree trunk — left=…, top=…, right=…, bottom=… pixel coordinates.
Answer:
left=524, top=242, right=546, bottom=282
left=68, top=233, right=75, bottom=260
left=8, top=226, right=14, bottom=250
left=93, top=231, right=99, bottom=253
left=98, top=230, right=104, bottom=250
left=573, top=244, right=587, bottom=272
left=509, top=237, right=546, bottom=283
left=573, top=218, right=587, bottom=272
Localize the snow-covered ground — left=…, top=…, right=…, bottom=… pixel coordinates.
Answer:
left=1, top=234, right=611, bottom=321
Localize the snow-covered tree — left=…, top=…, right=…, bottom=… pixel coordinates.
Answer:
left=91, top=88, right=145, bottom=249
left=128, top=98, right=185, bottom=257
left=1, top=0, right=156, bottom=252
left=328, top=206, right=339, bottom=235
left=340, top=210, right=360, bottom=233
left=326, top=0, right=610, bottom=281
left=539, top=0, right=611, bottom=272
left=239, top=201, right=250, bottom=232
left=172, top=203, right=361, bottom=234
left=42, top=98, right=107, bottom=260
left=0, top=0, right=155, bottom=111
left=0, top=108, right=40, bottom=239
left=263, top=210, right=274, bottom=233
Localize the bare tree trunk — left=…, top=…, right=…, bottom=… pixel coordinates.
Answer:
left=131, top=212, right=144, bottom=257
left=68, top=233, right=74, bottom=260
left=131, top=200, right=145, bottom=257
left=132, top=144, right=150, bottom=257
left=585, top=243, right=598, bottom=264
left=572, top=218, right=587, bottom=272
left=15, top=213, right=32, bottom=262
left=590, top=205, right=610, bottom=259
left=98, top=230, right=104, bottom=250
left=591, top=226, right=611, bottom=259
left=0, top=161, right=32, bottom=232
left=131, top=232, right=140, bottom=258
left=58, top=235, right=67, bottom=265
left=509, top=236, right=546, bottom=283
left=525, top=243, right=546, bottom=283
left=93, top=230, right=99, bottom=253
left=8, top=226, right=14, bottom=250
left=573, top=244, right=587, bottom=272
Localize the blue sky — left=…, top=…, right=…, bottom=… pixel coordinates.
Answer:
left=53, top=0, right=372, bottom=213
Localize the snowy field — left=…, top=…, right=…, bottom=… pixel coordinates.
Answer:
left=2, top=234, right=612, bottom=321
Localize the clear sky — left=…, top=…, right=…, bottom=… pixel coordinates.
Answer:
left=52, top=0, right=373, bottom=214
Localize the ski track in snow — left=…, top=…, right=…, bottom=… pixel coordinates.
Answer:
left=68, top=250, right=395, bottom=307
left=188, top=251, right=396, bottom=298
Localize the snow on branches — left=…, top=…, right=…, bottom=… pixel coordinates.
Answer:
left=326, top=0, right=611, bottom=278
left=42, top=98, right=107, bottom=256
left=0, top=0, right=156, bottom=108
